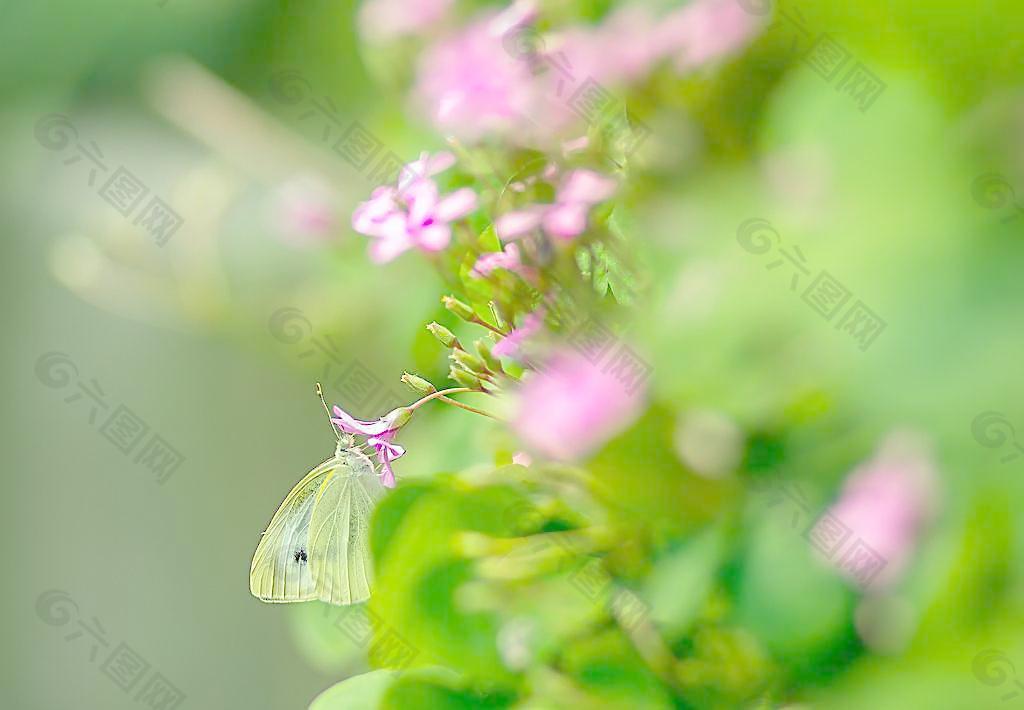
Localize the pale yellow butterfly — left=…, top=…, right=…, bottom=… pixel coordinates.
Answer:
left=249, top=385, right=386, bottom=606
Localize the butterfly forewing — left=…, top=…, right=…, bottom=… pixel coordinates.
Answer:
left=249, top=458, right=337, bottom=603
left=309, top=449, right=384, bottom=605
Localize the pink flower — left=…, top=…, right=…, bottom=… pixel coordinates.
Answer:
left=512, top=349, right=645, bottom=460
left=656, top=0, right=763, bottom=73
left=331, top=406, right=413, bottom=488
left=471, top=243, right=537, bottom=281
left=495, top=169, right=617, bottom=241
left=819, top=432, right=940, bottom=591
left=352, top=151, right=477, bottom=263
left=492, top=308, right=545, bottom=359
left=414, top=7, right=538, bottom=141
left=359, top=0, right=453, bottom=42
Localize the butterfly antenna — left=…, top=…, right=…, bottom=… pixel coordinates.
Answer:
left=315, top=383, right=339, bottom=440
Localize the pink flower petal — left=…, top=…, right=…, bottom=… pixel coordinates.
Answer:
left=492, top=307, right=544, bottom=359
left=561, top=135, right=590, bottom=156
left=557, top=169, right=617, bottom=204
left=331, top=407, right=394, bottom=436
left=495, top=209, right=544, bottom=239
left=368, top=437, right=406, bottom=459
left=367, top=214, right=413, bottom=263
left=542, top=202, right=588, bottom=239
left=352, top=186, right=398, bottom=235
left=434, top=188, right=478, bottom=222
left=472, top=243, right=521, bottom=277
left=378, top=456, right=397, bottom=488
left=414, top=222, right=452, bottom=252
left=512, top=350, right=645, bottom=461
left=400, top=151, right=457, bottom=188
left=404, top=179, right=439, bottom=227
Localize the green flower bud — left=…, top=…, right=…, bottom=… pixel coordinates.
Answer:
left=401, top=372, right=436, bottom=395
left=475, top=339, right=503, bottom=373
left=450, top=366, right=483, bottom=390
left=442, top=295, right=476, bottom=321
left=426, top=321, right=459, bottom=349
left=452, top=349, right=487, bottom=374
left=383, top=406, right=413, bottom=429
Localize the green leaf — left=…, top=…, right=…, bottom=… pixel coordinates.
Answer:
left=560, top=628, right=674, bottom=709
left=587, top=406, right=739, bottom=536
left=382, top=668, right=516, bottom=709
left=371, top=481, right=437, bottom=568
left=643, top=526, right=728, bottom=638
left=371, top=481, right=531, bottom=679
left=309, top=669, right=397, bottom=710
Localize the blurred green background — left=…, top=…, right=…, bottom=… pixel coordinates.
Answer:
left=3, top=0, right=1024, bottom=708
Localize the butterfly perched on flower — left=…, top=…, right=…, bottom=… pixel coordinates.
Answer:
left=249, top=385, right=407, bottom=606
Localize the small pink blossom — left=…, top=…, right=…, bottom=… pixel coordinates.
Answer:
left=359, top=0, right=453, bottom=42
left=818, top=432, right=940, bottom=591
left=512, top=349, right=645, bottom=461
left=471, top=243, right=536, bottom=281
left=495, top=169, right=617, bottom=241
left=492, top=308, right=545, bottom=359
left=331, top=406, right=413, bottom=488
left=352, top=151, right=477, bottom=263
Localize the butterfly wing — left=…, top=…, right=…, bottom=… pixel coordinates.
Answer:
left=308, top=448, right=385, bottom=605
left=249, top=457, right=339, bottom=603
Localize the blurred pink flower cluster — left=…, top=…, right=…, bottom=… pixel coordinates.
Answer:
left=412, top=0, right=763, bottom=143
left=496, top=169, right=617, bottom=241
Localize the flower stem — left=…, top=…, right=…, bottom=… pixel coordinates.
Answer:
left=470, top=315, right=509, bottom=336
left=437, top=396, right=503, bottom=421
left=407, top=387, right=473, bottom=411
left=406, top=385, right=502, bottom=421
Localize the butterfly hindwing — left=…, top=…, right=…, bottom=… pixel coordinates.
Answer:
left=309, top=449, right=384, bottom=605
left=249, top=457, right=337, bottom=603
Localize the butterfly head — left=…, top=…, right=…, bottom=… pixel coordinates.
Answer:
left=334, top=433, right=355, bottom=457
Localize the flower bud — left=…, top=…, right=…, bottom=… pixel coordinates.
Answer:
left=427, top=321, right=460, bottom=349
left=442, top=295, right=476, bottom=321
left=401, top=372, right=436, bottom=395
left=475, top=339, right=503, bottom=374
left=383, top=406, right=413, bottom=429
left=450, top=365, right=484, bottom=389
left=452, top=349, right=487, bottom=374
